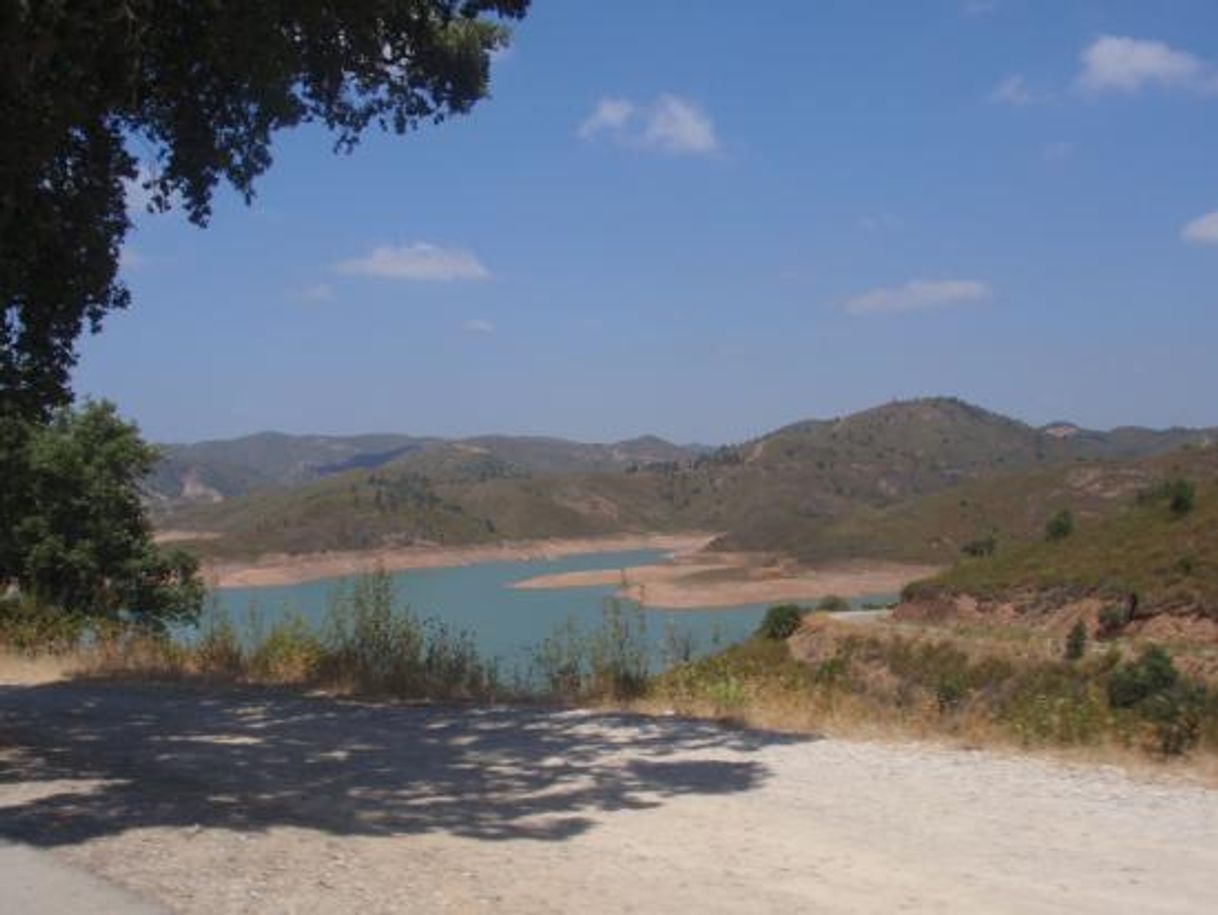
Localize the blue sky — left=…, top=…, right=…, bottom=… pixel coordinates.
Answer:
left=78, top=0, right=1218, bottom=445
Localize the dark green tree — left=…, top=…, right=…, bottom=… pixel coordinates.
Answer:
left=1044, top=507, right=1074, bottom=542
left=5, top=401, right=203, bottom=629
left=757, top=604, right=804, bottom=640
left=1, top=0, right=529, bottom=421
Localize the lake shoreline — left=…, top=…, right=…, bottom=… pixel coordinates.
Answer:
left=202, top=532, right=717, bottom=588
left=202, top=530, right=939, bottom=610
left=513, top=555, right=942, bottom=609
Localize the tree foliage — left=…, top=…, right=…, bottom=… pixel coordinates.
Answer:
left=1, top=0, right=529, bottom=420
left=756, top=604, right=804, bottom=640
left=1044, top=507, right=1074, bottom=542
left=2, top=401, right=204, bottom=628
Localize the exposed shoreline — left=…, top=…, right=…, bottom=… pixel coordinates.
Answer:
left=513, top=553, right=941, bottom=609
left=202, top=532, right=717, bottom=588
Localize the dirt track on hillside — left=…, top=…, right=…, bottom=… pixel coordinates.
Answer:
left=2, top=681, right=1217, bottom=914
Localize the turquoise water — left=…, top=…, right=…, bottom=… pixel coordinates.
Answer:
left=207, top=549, right=895, bottom=674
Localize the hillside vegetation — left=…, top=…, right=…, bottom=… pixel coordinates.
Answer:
left=157, top=398, right=1218, bottom=563
left=772, top=444, right=1218, bottom=566
left=915, top=473, right=1218, bottom=616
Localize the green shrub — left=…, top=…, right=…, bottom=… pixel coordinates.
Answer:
left=706, top=673, right=747, bottom=713
left=195, top=610, right=243, bottom=676
left=1107, top=645, right=1178, bottom=709
left=1064, top=620, right=1088, bottom=661
left=533, top=600, right=649, bottom=700
left=1138, top=477, right=1197, bottom=517
left=1097, top=604, right=1131, bottom=638
left=756, top=604, right=804, bottom=640
left=0, top=596, right=87, bottom=652
left=961, top=535, right=997, bottom=558
left=934, top=670, right=968, bottom=714
left=815, top=595, right=852, bottom=614
left=1044, top=508, right=1074, bottom=542
left=1140, top=685, right=1204, bottom=756
left=1168, top=478, right=1196, bottom=517
left=589, top=600, right=650, bottom=699
left=247, top=610, right=322, bottom=682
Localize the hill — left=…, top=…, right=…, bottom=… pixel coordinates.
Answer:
left=754, top=443, right=1218, bottom=567
left=148, top=431, right=701, bottom=507
left=707, top=398, right=1217, bottom=555
left=147, top=432, right=433, bottom=503
left=157, top=398, right=1218, bottom=562
left=906, top=462, right=1218, bottom=616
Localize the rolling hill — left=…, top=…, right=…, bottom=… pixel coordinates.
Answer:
left=156, top=398, right=1218, bottom=563
left=902, top=467, right=1218, bottom=621
left=148, top=431, right=703, bottom=506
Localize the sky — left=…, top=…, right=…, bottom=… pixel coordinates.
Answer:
left=77, top=0, right=1218, bottom=445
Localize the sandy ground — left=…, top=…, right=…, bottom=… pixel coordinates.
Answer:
left=202, top=533, right=716, bottom=588
left=2, top=680, right=1217, bottom=914
left=0, top=839, right=168, bottom=914
left=513, top=553, right=941, bottom=609
left=154, top=530, right=222, bottom=545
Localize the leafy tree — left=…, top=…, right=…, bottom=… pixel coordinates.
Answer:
left=1, top=0, right=529, bottom=421
left=4, top=401, right=203, bottom=629
left=1044, top=508, right=1074, bottom=542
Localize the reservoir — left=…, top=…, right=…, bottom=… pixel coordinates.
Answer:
left=207, top=548, right=868, bottom=674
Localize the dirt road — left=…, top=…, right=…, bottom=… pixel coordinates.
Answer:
left=2, top=681, right=1216, bottom=913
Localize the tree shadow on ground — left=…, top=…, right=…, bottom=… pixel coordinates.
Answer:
left=0, top=680, right=814, bottom=847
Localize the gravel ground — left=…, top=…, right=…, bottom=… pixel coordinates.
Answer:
left=2, top=680, right=1216, bottom=914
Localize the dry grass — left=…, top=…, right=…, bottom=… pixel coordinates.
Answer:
left=2, top=571, right=501, bottom=702
left=632, top=614, right=1218, bottom=774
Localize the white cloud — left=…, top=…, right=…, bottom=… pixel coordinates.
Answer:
left=577, top=94, right=719, bottom=155
left=335, top=243, right=490, bottom=281
left=462, top=318, right=494, bottom=334
left=858, top=212, right=900, bottom=231
left=1182, top=211, right=1218, bottom=245
left=1077, top=35, right=1217, bottom=94
left=577, top=98, right=636, bottom=139
left=1042, top=140, right=1076, bottom=161
left=300, top=283, right=334, bottom=302
left=642, top=95, right=718, bottom=154
left=844, top=279, right=992, bottom=316
left=989, top=74, right=1037, bottom=105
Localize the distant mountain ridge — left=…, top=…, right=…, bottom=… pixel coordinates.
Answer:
left=148, top=430, right=703, bottom=506
left=154, top=398, right=1218, bottom=562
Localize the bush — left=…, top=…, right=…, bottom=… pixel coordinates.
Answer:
left=1107, top=645, right=1178, bottom=709
left=1168, top=478, right=1196, bottom=517
left=815, top=595, right=852, bottom=614
left=1064, top=620, right=1088, bottom=661
left=1044, top=508, right=1074, bottom=541
left=1138, top=477, right=1197, bottom=517
left=1102, top=645, right=1204, bottom=754
left=756, top=604, right=804, bottom=640
left=1097, top=600, right=1137, bottom=638
left=1140, top=685, right=1204, bottom=756
left=961, top=535, right=997, bottom=558
left=0, top=596, right=87, bottom=652
left=533, top=600, right=649, bottom=700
